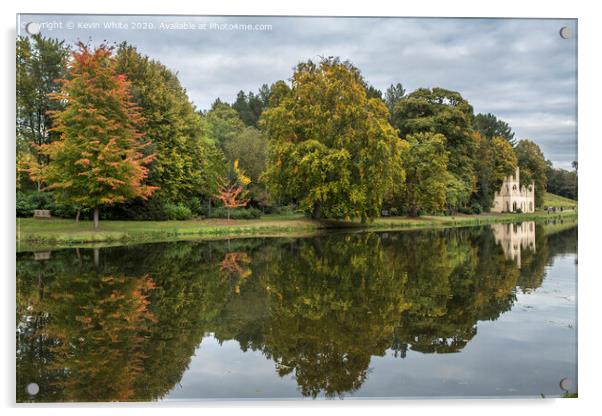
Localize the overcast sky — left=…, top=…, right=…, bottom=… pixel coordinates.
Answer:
left=20, top=15, right=577, bottom=168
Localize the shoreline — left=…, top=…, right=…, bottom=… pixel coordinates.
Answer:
left=16, top=210, right=577, bottom=252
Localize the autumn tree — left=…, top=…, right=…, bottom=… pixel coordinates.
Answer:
left=514, top=140, right=548, bottom=208
left=261, top=57, right=404, bottom=221
left=399, top=133, right=449, bottom=217
left=41, top=43, right=157, bottom=229
left=473, top=132, right=518, bottom=210
left=215, top=160, right=251, bottom=220
left=391, top=88, right=477, bottom=211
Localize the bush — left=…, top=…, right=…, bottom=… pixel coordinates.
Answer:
left=207, top=207, right=262, bottom=220
left=470, top=201, right=483, bottom=215
left=164, top=202, right=193, bottom=220
left=185, top=198, right=203, bottom=215
left=16, top=191, right=64, bottom=217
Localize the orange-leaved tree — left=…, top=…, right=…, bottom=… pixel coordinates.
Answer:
left=39, top=43, right=157, bottom=229
left=215, top=160, right=250, bottom=221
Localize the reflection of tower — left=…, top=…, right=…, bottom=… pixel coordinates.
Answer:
left=491, top=221, right=536, bottom=268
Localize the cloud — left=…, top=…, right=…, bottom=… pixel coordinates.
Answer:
left=19, top=14, right=577, bottom=168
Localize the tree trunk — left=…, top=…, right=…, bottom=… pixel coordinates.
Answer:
left=93, top=207, right=99, bottom=230
left=227, top=208, right=230, bottom=221
left=312, top=202, right=322, bottom=220
left=75, top=209, right=81, bottom=224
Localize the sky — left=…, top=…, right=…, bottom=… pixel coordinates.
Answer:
left=19, top=15, right=577, bottom=169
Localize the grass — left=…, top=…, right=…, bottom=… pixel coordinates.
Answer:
left=16, top=208, right=577, bottom=251
left=544, top=192, right=578, bottom=209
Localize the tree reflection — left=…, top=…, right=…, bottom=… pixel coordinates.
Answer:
left=16, top=223, right=576, bottom=401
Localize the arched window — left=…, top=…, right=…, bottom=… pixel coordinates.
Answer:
left=512, top=184, right=517, bottom=191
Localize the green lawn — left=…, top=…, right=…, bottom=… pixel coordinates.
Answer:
left=16, top=209, right=577, bottom=251
left=544, top=192, right=577, bottom=209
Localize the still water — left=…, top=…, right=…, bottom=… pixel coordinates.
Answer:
left=16, top=221, right=577, bottom=401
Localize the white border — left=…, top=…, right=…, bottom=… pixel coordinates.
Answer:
left=2, top=1, right=599, bottom=415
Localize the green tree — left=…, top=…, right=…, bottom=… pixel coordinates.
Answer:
left=474, top=112, right=516, bottom=146
left=203, top=101, right=245, bottom=148
left=545, top=162, right=577, bottom=200
left=400, top=132, right=449, bottom=216
left=391, top=87, right=477, bottom=210
left=515, top=140, right=547, bottom=208
left=261, top=57, right=404, bottom=221
left=42, top=43, right=157, bottom=228
left=16, top=35, right=69, bottom=190
left=473, top=132, right=518, bottom=210
left=384, top=82, right=406, bottom=115
left=115, top=43, right=224, bottom=206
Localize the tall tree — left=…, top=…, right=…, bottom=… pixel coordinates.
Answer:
left=473, top=132, right=518, bottom=210
left=16, top=35, right=69, bottom=190
left=261, top=57, right=405, bottom=221
left=514, top=140, right=547, bottom=208
left=115, top=43, right=224, bottom=205
left=41, top=43, right=157, bottom=228
left=474, top=113, right=516, bottom=146
left=384, top=83, right=406, bottom=115
left=391, top=87, right=477, bottom=210
left=400, top=132, right=449, bottom=217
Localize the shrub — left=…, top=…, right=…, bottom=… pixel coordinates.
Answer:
left=16, top=191, right=58, bottom=217
left=470, top=201, right=483, bottom=215
left=207, top=207, right=262, bottom=220
left=164, top=202, right=193, bottom=220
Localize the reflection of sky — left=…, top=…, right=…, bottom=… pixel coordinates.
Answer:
left=165, top=254, right=577, bottom=400
left=18, top=15, right=577, bottom=169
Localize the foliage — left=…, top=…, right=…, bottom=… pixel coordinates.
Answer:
left=206, top=206, right=262, bottom=220
left=40, top=43, right=157, bottom=228
left=384, top=82, right=406, bottom=115
left=203, top=101, right=246, bottom=147
left=391, top=87, right=477, bottom=210
left=398, top=132, right=449, bottom=216
left=115, top=43, right=224, bottom=204
left=231, top=86, right=271, bottom=127
left=16, top=190, right=81, bottom=218
left=473, top=112, right=516, bottom=146
left=163, top=202, right=193, bottom=220
left=473, top=132, right=518, bottom=210
left=546, top=163, right=577, bottom=201
left=515, top=140, right=548, bottom=208
left=261, top=57, right=404, bottom=221
left=215, top=160, right=251, bottom=220
left=16, top=35, right=70, bottom=191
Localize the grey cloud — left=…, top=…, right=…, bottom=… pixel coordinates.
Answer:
left=19, top=14, right=577, bottom=168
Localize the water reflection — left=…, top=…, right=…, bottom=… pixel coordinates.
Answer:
left=16, top=221, right=577, bottom=401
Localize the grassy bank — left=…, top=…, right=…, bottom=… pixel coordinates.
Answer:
left=544, top=192, right=577, bottom=209
left=16, top=209, right=577, bottom=251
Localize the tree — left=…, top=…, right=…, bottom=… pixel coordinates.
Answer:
left=223, top=126, right=268, bottom=205
left=514, top=140, right=548, bottom=208
left=384, top=83, right=405, bottom=115
left=215, top=160, right=251, bottom=220
left=16, top=35, right=69, bottom=191
left=400, top=133, right=449, bottom=216
left=261, top=57, right=404, bottom=221
left=391, top=88, right=477, bottom=210
left=546, top=163, right=577, bottom=201
left=203, top=101, right=245, bottom=148
left=473, top=113, right=516, bottom=146
left=473, top=132, right=518, bottom=210
left=41, top=43, right=157, bottom=229
left=115, top=43, right=224, bottom=206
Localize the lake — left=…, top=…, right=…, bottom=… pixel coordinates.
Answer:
left=16, top=220, right=577, bottom=401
